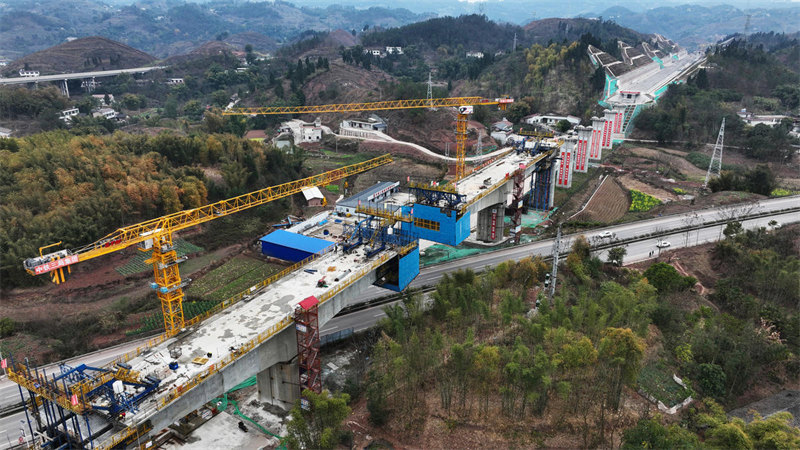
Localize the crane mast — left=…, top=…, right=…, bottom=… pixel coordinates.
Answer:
left=223, top=96, right=513, bottom=182
left=24, top=154, right=393, bottom=335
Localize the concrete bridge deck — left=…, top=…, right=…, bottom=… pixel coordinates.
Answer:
left=63, top=244, right=403, bottom=447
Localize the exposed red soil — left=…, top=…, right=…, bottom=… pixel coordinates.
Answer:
left=573, top=177, right=630, bottom=223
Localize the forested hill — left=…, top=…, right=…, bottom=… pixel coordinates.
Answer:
left=0, top=132, right=304, bottom=288
left=362, top=15, right=522, bottom=54
left=2, top=37, right=156, bottom=77
left=362, top=15, right=653, bottom=59
left=598, top=4, right=800, bottom=49
left=523, top=18, right=649, bottom=48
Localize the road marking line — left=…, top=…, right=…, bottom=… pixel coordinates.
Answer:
left=373, top=313, right=384, bottom=318
left=325, top=326, right=339, bottom=331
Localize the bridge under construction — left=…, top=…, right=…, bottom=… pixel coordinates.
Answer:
left=6, top=85, right=631, bottom=447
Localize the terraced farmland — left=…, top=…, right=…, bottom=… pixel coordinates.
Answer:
left=572, top=178, right=630, bottom=223
left=116, top=239, right=203, bottom=276
left=185, top=255, right=282, bottom=302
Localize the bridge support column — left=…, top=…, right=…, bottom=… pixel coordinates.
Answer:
left=477, top=203, right=505, bottom=242
left=60, top=80, right=69, bottom=97
left=530, top=165, right=554, bottom=211
left=257, top=361, right=299, bottom=410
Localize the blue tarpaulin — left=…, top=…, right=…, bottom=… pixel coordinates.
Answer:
left=259, top=230, right=334, bottom=262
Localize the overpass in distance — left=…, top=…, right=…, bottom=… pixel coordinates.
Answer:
left=0, top=67, right=166, bottom=85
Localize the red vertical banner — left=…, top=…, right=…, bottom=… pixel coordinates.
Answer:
left=615, top=112, right=622, bottom=133
left=490, top=208, right=497, bottom=240
left=563, top=147, right=573, bottom=188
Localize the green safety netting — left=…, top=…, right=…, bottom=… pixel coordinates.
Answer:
left=211, top=376, right=286, bottom=449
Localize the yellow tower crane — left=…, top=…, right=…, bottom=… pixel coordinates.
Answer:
left=23, top=154, right=393, bottom=335
left=223, top=96, right=513, bottom=182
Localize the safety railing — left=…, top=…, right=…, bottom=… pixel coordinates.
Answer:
left=354, top=205, right=412, bottom=222
left=183, top=249, right=333, bottom=329
left=109, top=333, right=169, bottom=368
left=97, top=423, right=152, bottom=450
left=408, top=181, right=458, bottom=194
left=6, top=365, right=89, bottom=415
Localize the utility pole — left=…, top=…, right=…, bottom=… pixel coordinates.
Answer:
left=703, top=118, right=725, bottom=189
left=548, top=223, right=562, bottom=303
left=513, top=33, right=517, bottom=52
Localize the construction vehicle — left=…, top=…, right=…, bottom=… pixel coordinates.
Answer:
left=22, top=154, right=393, bottom=336
left=223, top=96, right=513, bottom=182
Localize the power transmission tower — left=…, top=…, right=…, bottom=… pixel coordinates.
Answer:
left=744, top=14, right=751, bottom=41
left=548, top=223, right=562, bottom=303
left=476, top=130, right=483, bottom=155
left=703, top=118, right=725, bottom=189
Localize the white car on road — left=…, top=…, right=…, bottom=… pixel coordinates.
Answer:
left=656, top=240, right=671, bottom=248
left=598, top=231, right=614, bottom=239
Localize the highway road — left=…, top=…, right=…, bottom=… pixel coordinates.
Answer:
left=322, top=197, right=800, bottom=334
left=0, top=66, right=165, bottom=85
left=0, top=196, right=796, bottom=448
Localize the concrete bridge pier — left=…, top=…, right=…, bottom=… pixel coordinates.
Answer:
left=60, top=79, right=69, bottom=97
left=257, top=360, right=300, bottom=408
left=477, top=203, right=506, bottom=242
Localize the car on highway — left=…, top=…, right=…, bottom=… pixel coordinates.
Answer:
left=598, top=231, right=613, bottom=239
left=768, top=220, right=782, bottom=230
left=656, top=240, right=671, bottom=248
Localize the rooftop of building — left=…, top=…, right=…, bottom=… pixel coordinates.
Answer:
left=260, top=229, right=334, bottom=254
left=302, top=186, right=325, bottom=200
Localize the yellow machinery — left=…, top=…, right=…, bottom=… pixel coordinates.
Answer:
left=223, top=96, right=513, bottom=182
left=23, top=154, right=393, bottom=335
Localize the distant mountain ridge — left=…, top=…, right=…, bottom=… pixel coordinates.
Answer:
left=595, top=4, right=800, bottom=49
left=524, top=18, right=649, bottom=46
left=0, top=0, right=432, bottom=60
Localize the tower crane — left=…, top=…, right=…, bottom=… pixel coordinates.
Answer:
left=223, top=96, right=514, bottom=182
left=23, top=154, right=393, bottom=336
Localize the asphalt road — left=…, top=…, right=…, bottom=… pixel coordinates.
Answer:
left=0, top=196, right=796, bottom=448
left=321, top=197, right=800, bottom=335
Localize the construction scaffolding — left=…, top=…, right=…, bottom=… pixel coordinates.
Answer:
left=295, top=297, right=322, bottom=396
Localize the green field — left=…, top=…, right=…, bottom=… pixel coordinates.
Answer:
left=129, top=255, right=283, bottom=335
left=185, top=255, right=282, bottom=302
left=637, top=362, right=693, bottom=407
left=116, top=239, right=204, bottom=276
